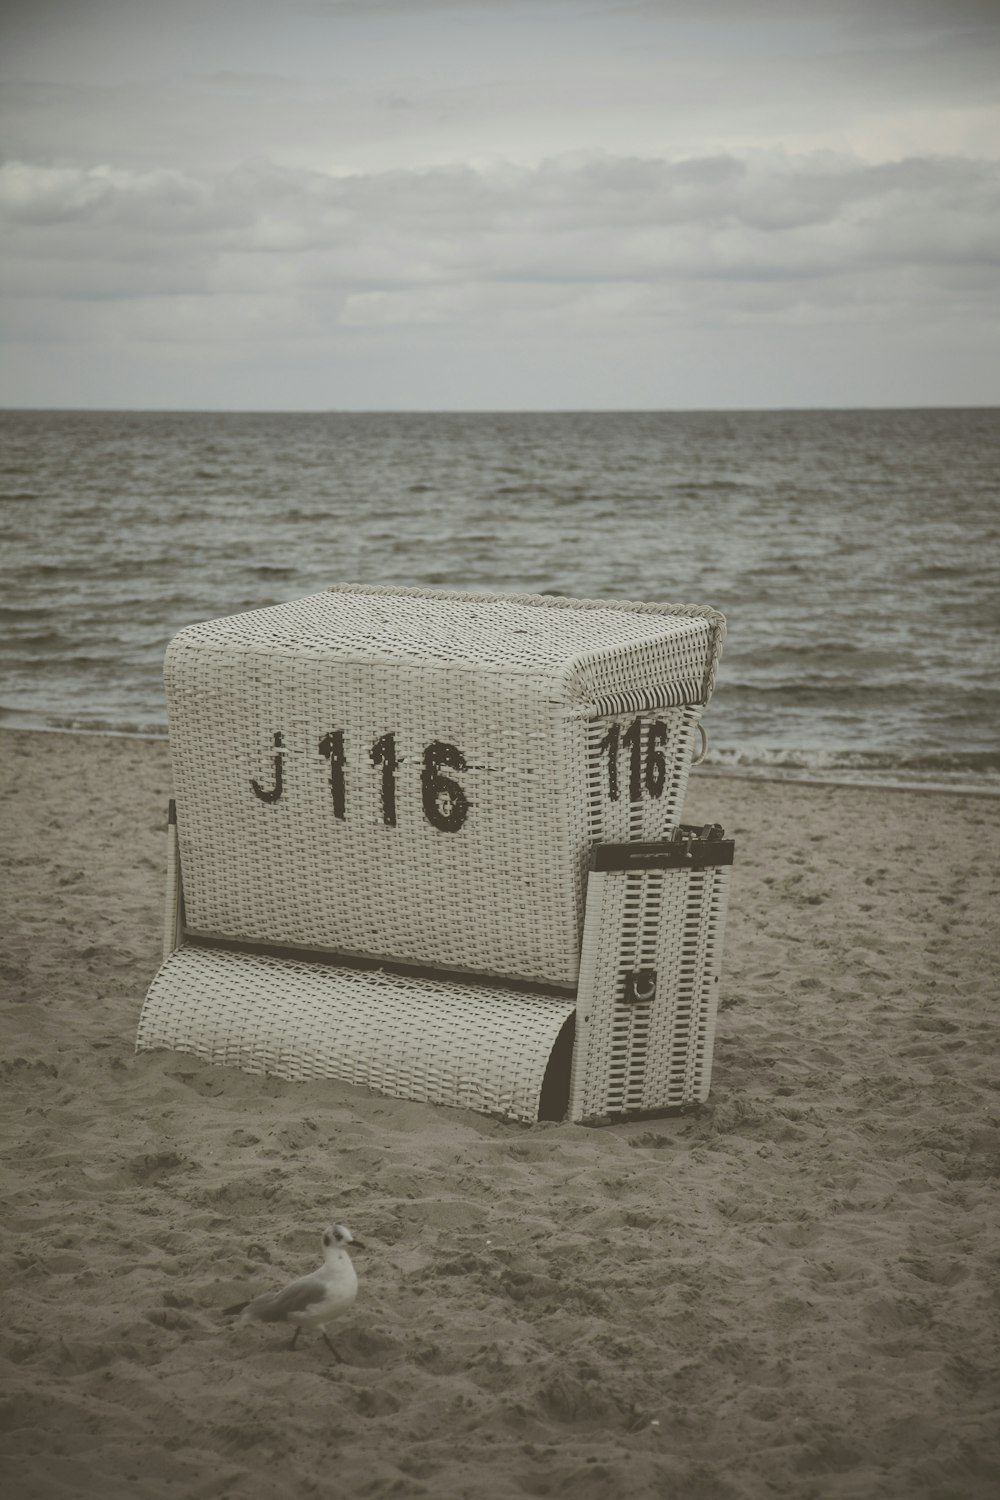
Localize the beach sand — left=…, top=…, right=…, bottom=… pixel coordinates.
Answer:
left=1, top=726, right=998, bottom=1500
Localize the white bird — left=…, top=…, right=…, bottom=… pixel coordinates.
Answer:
left=224, top=1224, right=361, bottom=1355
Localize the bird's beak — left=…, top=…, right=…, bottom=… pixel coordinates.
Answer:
left=349, top=1238, right=366, bottom=1250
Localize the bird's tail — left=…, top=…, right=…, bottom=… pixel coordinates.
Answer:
left=222, top=1300, right=250, bottom=1317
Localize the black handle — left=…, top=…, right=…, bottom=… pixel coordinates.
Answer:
left=590, top=829, right=735, bottom=872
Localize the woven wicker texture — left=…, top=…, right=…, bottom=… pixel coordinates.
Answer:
left=165, top=585, right=725, bottom=987
left=136, top=944, right=576, bottom=1124
left=163, top=807, right=182, bottom=960
left=569, top=862, right=731, bottom=1120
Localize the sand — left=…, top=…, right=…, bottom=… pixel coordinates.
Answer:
left=1, top=726, right=998, bottom=1500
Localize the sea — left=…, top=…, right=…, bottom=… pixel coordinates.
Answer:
left=1, top=407, right=998, bottom=794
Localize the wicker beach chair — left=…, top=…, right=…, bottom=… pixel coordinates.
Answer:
left=137, top=585, right=734, bottom=1124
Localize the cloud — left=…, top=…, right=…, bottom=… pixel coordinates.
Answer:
left=3, top=0, right=999, bottom=181
left=2, top=150, right=997, bottom=349
left=2, top=2, right=997, bottom=406
left=0, top=161, right=222, bottom=230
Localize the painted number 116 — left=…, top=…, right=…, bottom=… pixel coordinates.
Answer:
left=250, top=729, right=471, bottom=833
left=597, top=718, right=670, bottom=802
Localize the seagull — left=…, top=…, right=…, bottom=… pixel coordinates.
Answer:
left=224, top=1224, right=361, bottom=1355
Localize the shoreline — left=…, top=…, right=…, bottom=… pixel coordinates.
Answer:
left=3, top=721, right=997, bottom=800
left=2, top=726, right=999, bottom=1498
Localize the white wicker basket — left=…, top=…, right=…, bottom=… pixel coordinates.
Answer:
left=164, top=584, right=725, bottom=989
left=138, top=585, right=734, bottom=1125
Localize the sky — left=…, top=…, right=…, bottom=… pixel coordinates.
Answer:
left=1, top=0, right=998, bottom=410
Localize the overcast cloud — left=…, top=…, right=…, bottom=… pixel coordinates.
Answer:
left=1, top=0, right=998, bottom=408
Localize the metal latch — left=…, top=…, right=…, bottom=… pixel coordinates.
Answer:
left=624, top=969, right=657, bottom=1004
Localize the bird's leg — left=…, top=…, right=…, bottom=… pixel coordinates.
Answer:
left=321, top=1331, right=344, bottom=1361
left=288, top=1327, right=301, bottom=1351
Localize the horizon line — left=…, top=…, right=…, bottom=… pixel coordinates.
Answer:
left=2, top=403, right=998, bottom=416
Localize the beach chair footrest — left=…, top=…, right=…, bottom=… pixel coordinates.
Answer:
left=136, top=943, right=576, bottom=1125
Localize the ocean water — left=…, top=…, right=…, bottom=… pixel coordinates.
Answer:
left=1, top=407, right=998, bottom=793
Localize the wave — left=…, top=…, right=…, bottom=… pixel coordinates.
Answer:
left=39, top=714, right=168, bottom=739
left=717, top=679, right=1000, bottom=707
left=700, top=744, right=1000, bottom=794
